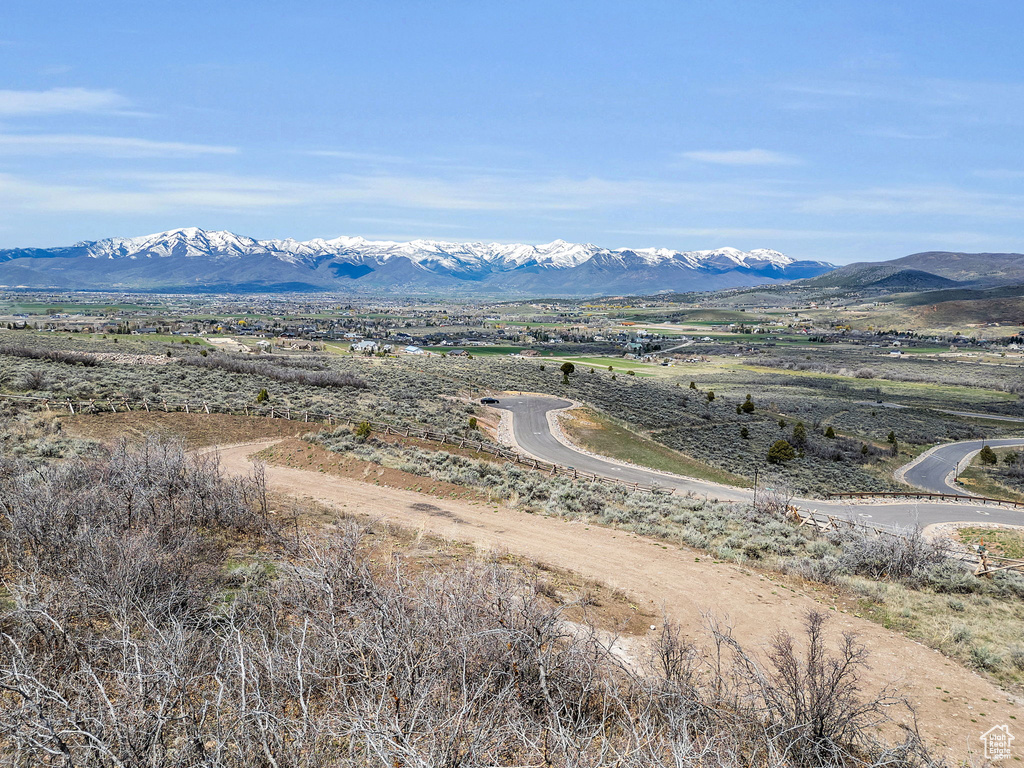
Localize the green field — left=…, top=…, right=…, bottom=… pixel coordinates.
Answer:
left=734, top=364, right=1018, bottom=404
left=423, top=346, right=581, bottom=357
left=957, top=526, right=1024, bottom=558
left=0, top=302, right=156, bottom=314
left=558, top=356, right=660, bottom=377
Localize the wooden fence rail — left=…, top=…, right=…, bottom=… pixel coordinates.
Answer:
left=790, top=507, right=1024, bottom=577
left=825, top=490, right=1024, bottom=509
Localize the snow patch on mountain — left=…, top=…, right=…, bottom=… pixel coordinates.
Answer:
left=78, top=228, right=809, bottom=275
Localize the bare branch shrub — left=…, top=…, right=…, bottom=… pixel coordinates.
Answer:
left=0, top=343, right=99, bottom=366
left=182, top=353, right=368, bottom=389
left=833, top=526, right=950, bottom=581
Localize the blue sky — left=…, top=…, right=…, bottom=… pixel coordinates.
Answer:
left=2, top=0, right=1023, bottom=263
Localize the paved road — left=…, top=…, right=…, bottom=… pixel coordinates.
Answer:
left=490, top=395, right=1024, bottom=530
left=904, top=438, right=1024, bottom=494
left=851, top=399, right=1024, bottom=423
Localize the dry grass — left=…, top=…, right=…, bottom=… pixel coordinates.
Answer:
left=280, top=491, right=658, bottom=637
left=957, top=527, right=1024, bottom=560
left=560, top=407, right=751, bottom=487
left=834, top=574, right=1024, bottom=689
left=62, top=410, right=317, bottom=447
left=956, top=449, right=1024, bottom=503
left=255, top=438, right=491, bottom=501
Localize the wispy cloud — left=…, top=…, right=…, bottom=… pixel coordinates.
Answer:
left=861, top=128, right=943, bottom=141
left=972, top=168, right=1024, bottom=180
left=0, top=87, right=131, bottom=116
left=0, top=170, right=795, bottom=216
left=0, top=134, right=236, bottom=157
left=300, top=149, right=409, bottom=164
left=679, top=149, right=799, bottom=166
left=800, top=185, right=1024, bottom=219
left=780, top=77, right=1024, bottom=125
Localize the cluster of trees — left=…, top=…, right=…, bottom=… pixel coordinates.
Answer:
left=766, top=420, right=898, bottom=466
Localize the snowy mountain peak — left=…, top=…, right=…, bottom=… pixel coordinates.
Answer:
left=3, top=227, right=835, bottom=295
left=77, top=227, right=808, bottom=272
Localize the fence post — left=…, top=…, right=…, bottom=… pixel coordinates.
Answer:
left=184, top=402, right=189, bottom=414
left=204, top=401, right=210, bottom=414
left=66, top=399, right=75, bottom=415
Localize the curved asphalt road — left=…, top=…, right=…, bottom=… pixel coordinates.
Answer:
left=903, top=438, right=1024, bottom=494
left=490, top=395, right=1024, bottom=530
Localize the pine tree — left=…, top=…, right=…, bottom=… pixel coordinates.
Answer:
left=792, top=421, right=807, bottom=446
left=767, top=439, right=796, bottom=464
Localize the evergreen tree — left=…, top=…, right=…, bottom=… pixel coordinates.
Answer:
left=767, top=439, right=796, bottom=464
left=792, top=421, right=807, bottom=447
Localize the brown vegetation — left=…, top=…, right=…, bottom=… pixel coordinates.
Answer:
left=0, top=439, right=936, bottom=766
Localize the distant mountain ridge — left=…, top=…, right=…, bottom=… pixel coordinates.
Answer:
left=802, top=251, right=1024, bottom=290
left=0, top=227, right=835, bottom=295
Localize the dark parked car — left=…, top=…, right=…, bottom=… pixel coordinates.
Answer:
left=480, top=397, right=500, bottom=404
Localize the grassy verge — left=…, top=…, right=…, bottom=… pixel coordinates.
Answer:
left=559, top=407, right=751, bottom=488
left=956, top=450, right=1024, bottom=503
left=837, top=574, right=1024, bottom=688
left=956, top=527, right=1024, bottom=559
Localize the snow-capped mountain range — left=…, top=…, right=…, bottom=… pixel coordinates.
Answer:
left=0, top=227, right=835, bottom=295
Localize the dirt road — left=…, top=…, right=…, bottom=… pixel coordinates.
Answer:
left=214, top=440, right=1021, bottom=762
